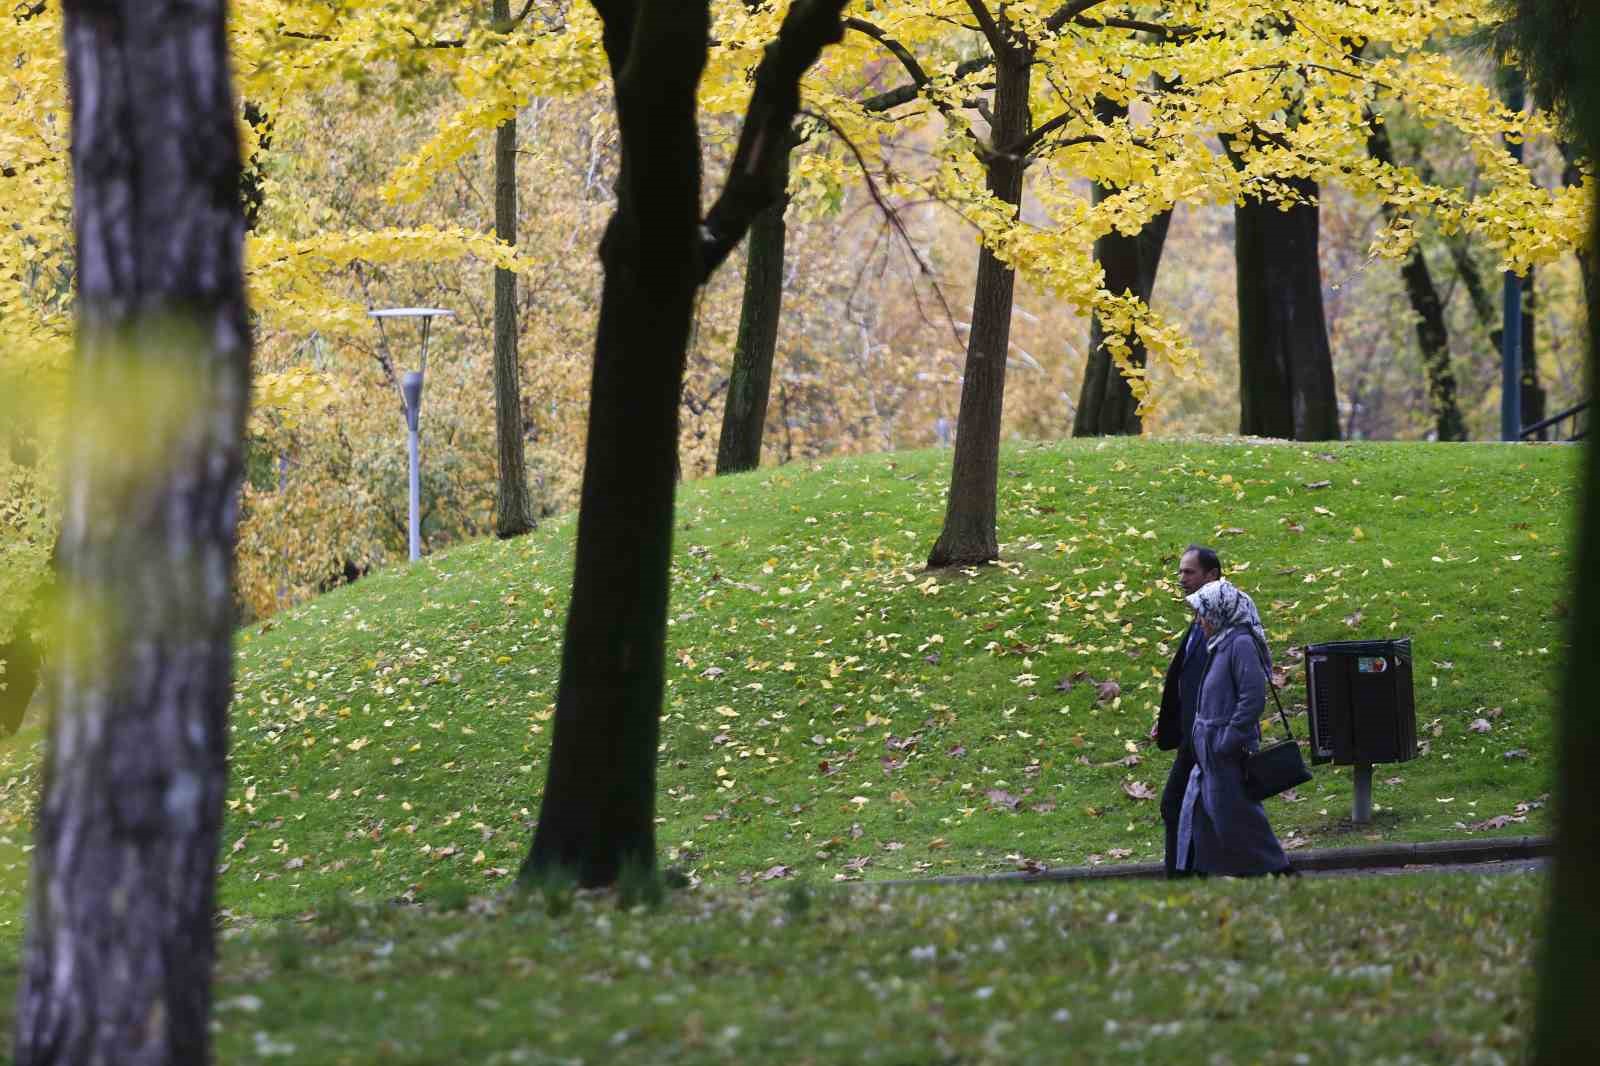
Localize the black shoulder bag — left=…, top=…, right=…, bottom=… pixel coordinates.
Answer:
left=1241, top=635, right=1313, bottom=803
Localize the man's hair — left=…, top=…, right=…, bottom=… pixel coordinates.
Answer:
left=1184, top=544, right=1222, bottom=576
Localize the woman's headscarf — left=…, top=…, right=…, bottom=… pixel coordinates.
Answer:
left=1186, top=578, right=1270, bottom=662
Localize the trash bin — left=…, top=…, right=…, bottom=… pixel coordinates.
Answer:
left=1304, top=638, right=1417, bottom=822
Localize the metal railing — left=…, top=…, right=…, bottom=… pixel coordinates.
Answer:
left=1519, top=399, right=1589, bottom=442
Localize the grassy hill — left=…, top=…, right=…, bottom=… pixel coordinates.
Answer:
left=0, top=438, right=1579, bottom=929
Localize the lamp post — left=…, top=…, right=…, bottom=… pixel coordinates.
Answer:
left=368, top=307, right=454, bottom=562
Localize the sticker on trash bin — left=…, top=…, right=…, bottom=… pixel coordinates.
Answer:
left=1357, top=656, right=1389, bottom=674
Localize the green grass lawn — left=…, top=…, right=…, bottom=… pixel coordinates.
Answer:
left=0, top=867, right=1544, bottom=1065
left=0, top=437, right=1574, bottom=1062
left=0, top=438, right=1578, bottom=931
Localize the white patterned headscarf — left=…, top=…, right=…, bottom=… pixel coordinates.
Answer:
left=1186, top=578, right=1270, bottom=661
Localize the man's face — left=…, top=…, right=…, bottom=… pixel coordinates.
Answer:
left=1177, top=551, right=1216, bottom=596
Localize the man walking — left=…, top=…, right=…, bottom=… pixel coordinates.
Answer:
left=1154, top=544, right=1222, bottom=878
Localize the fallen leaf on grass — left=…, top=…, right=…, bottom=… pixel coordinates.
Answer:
left=986, top=789, right=1021, bottom=810
left=757, top=864, right=792, bottom=881
left=1121, top=780, right=1157, bottom=801
left=1471, top=815, right=1526, bottom=831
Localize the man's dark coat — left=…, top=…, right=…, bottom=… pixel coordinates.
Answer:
left=1158, top=621, right=1208, bottom=877
left=1157, top=622, right=1207, bottom=752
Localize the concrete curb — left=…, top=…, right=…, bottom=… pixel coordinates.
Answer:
left=871, top=836, right=1553, bottom=888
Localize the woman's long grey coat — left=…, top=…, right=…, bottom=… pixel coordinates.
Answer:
left=1176, top=625, right=1289, bottom=876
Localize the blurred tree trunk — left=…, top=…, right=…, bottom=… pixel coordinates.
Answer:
left=716, top=194, right=787, bottom=475
left=1073, top=98, right=1172, bottom=439
left=521, top=0, right=848, bottom=889
left=492, top=0, right=534, bottom=538
left=927, top=28, right=1030, bottom=568
left=1234, top=177, right=1341, bottom=440
left=13, top=2, right=249, bottom=1064
left=1519, top=1, right=1600, bottom=1061
left=1367, top=120, right=1466, bottom=441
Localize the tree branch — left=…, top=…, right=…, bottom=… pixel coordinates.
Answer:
left=852, top=0, right=1135, bottom=114
left=697, top=0, right=851, bottom=281
left=844, top=16, right=928, bottom=88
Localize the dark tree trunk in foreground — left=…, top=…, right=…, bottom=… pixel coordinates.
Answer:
left=926, top=33, right=1031, bottom=569
left=15, top=3, right=249, bottom=1064
left=492, top=0, right=534, bottom=537
left=1523, top=2, right=1600, bottom=1060
left=1073, top=100, right=1171, bottom=437
left=1235, top=178, right=1341, bottom=440
left=1367, top=121, right=1466, bottom=441
left=521, top=0, right=848, bottom=889
left=716, top=195, right=787, bottom=474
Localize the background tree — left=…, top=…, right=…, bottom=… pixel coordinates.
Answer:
left=520, top=0, right=851, bottom=888
left=1366, top=118, right=1467, bottom=441
left=1073, top=96, right=1173, bottom=439
left=1230, top=137, right=1341, bottom=440
left=925, top=2, right=1033, bottom=569
left=13, top=1, right=250, bottom=1062
left=492, top=0, right=536, bottom=536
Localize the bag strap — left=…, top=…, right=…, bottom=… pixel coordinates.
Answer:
left=1245, top=631, right=1296, bottom=743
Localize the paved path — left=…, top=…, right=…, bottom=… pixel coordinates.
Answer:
left=1305, top=857, right=1546, bottom=878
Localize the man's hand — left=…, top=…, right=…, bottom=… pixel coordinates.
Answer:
left=1148, top=721, right=1159, bottom=741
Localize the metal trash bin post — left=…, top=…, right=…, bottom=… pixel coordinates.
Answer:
left=1305, top=638, right=1418, bottom=824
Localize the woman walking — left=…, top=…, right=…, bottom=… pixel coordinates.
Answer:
left=1175, top=579, right=1293, bottom=877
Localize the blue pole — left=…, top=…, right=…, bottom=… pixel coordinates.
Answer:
left=1502, top=73, right=1525, bottom=442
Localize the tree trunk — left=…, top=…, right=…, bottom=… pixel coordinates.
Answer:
left=1235, top=178, right=1341, bottom=440
left=0, top=629, right=41, bottom=737
left=1367, top=121, right=1467, bottom=441
left=1073, top=97, right=1171, bottom=438
left=492, top=0, right=534, bottom=538
left=1521, top=267, right=1546, bottom=437
left=715, top=196, right=787, bottom=475
left=1561, top=145, right=1598, bottom=390
left=1401, top=246, right=1468, bottom=441
left=520, top=0, right=848, bottom=889
left=926, top=38, right=1030, bottom=569
left=14, top=3, right=249, bottom=1064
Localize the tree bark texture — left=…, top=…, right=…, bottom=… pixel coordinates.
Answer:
left=15, top=3, right=250, bottom=1065
left=1234, top=178, right=1341, bottom=440
left=1367, top=121, right=1466, bottom=441
left=715, top=196, right=787, bottom=475
left=521, top=0, right=847, bottom=889
left=1073, top=99, right=1171, bottom=438
left=926, top=36, right=1030, bottom=569
left=492, top=0, right=534, bottom=538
